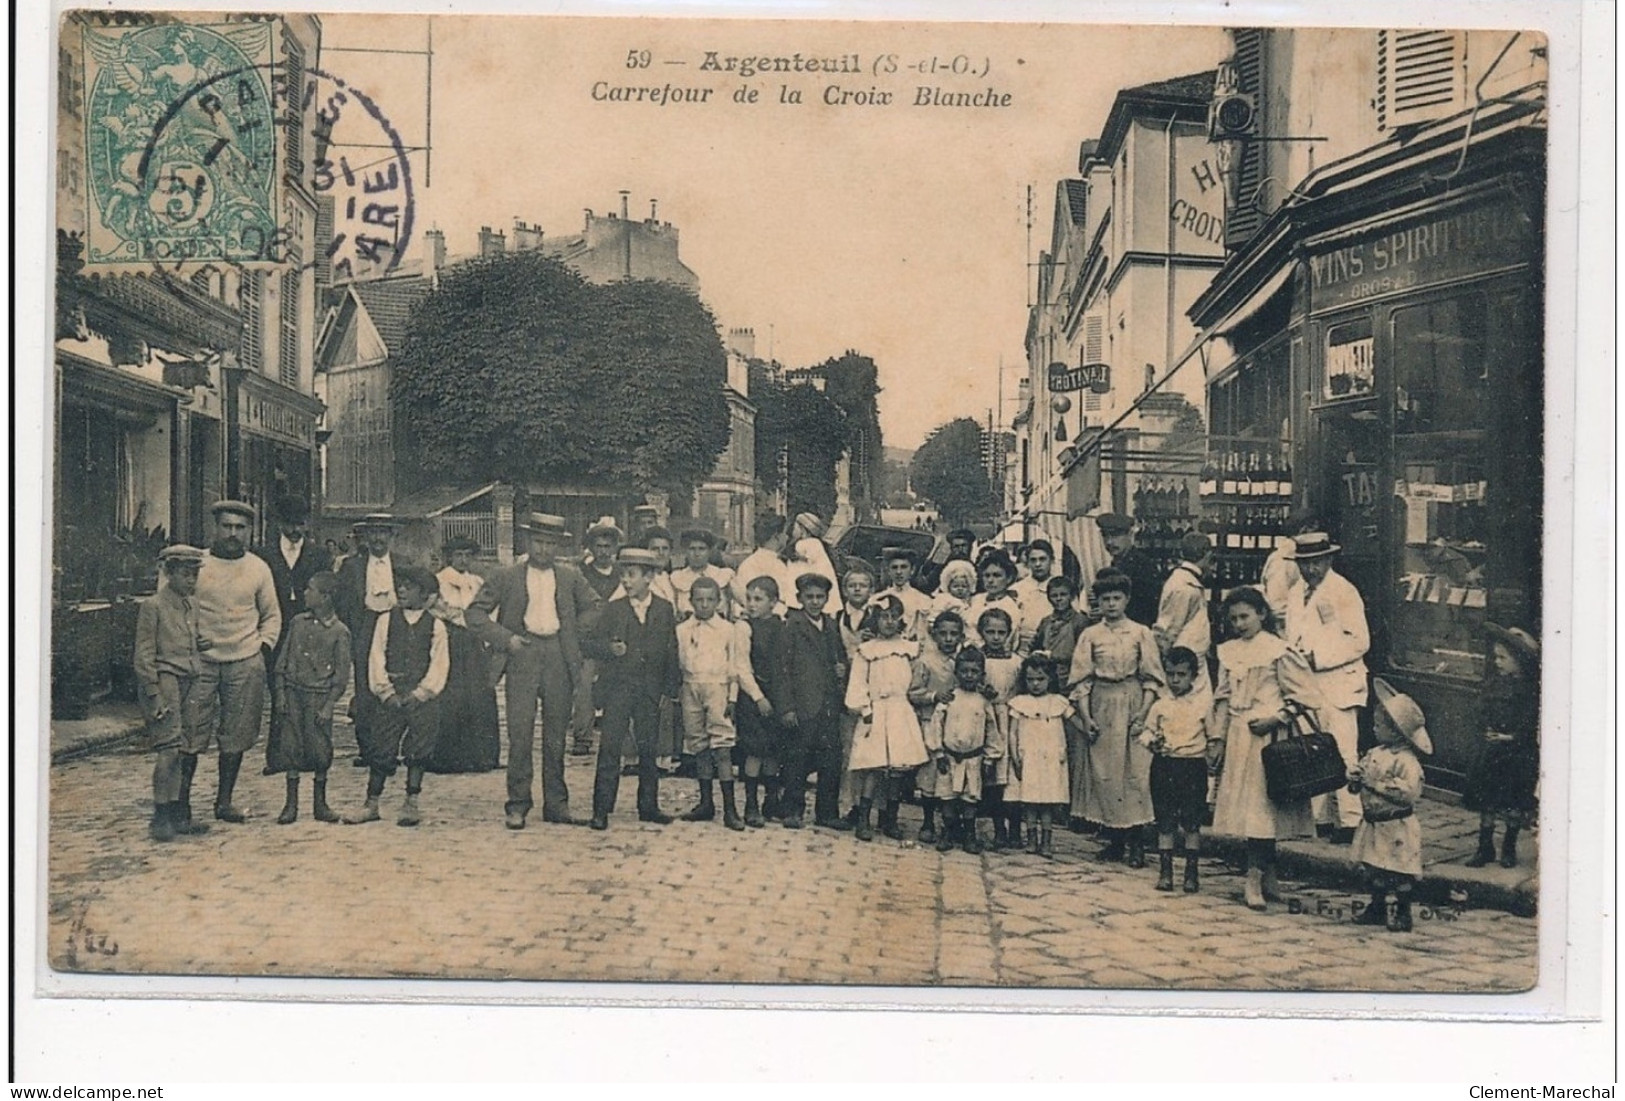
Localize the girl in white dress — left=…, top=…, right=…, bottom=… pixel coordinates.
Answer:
left=1006, top=655, right=1083, bottom=858
left=1210, top=587, right=1323, bottom=911
left=846, top=595, right=931, bottom=842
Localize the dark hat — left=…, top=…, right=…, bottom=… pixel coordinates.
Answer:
left=584, top=516, right=625, bottom=542
left=210, top=499, right=257, bottom=523
left=794, top=571, right=834, bottom=594
left=881, top=544, right=918, bottom=563
left=356, top=512, right=399, bottom=532
left=274, top=495, right=311, bottom=524
left=442, top=535, right=482, bottom=555
left=158, top=544, right=205, bottom=566
left=946, top=528, right=977, bottom=544
left=1285, top=532, right=1340, bottom=559
left=678, top=528, right=719, bottom=548
left=617, top=547, right=661, bottom=569
left=519, top=512, right=571, bottom=539
left=1094, top=512, right=1134, bottom=535
left=1484, top=622, right=1539, bottom=665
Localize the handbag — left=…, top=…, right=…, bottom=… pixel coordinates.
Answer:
left=1260, top=701, right=1348, bottom=804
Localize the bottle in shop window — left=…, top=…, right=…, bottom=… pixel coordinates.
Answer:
left=1279, top=447, right=1293, bottom=498
left=1221, top=451, right=1239, bottom=496
left=1132, top=480, right=1146, bottom=520
left=1176, top=482, right=1191, bottom=518
left=1200, top=454, right=1218, bottom=498
left=1262, top=448, right=1282, bottom=497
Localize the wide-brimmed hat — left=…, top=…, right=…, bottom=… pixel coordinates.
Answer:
left=584, top=516, right=625, bottom=542
left=1094, top=512, right=1133, bottom=536
left=1484, top=622, right=1540, bottom=666
left=158, top=544, right=206, bottom=566
left=210, top=499, right=257, bottom=523
left=1286, top=532, right=1340, bottom=559
left=617, top=547, right=661, bottom=569
left=355, top=512, right=399, bottom=532
left=1372, top=677, right=1432, bottom=755
left=520, top=512, right=571, bottom=539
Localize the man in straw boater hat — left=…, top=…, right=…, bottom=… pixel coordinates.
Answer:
left=133, top=544, right=213, bottom=841
left=467, top=513, right=604, bottom=829
left=334, top=513, right=402, bottom=769
left=193, top=500, right=282, bottom=824
left=571, top=516, right=628, bottom=757
left=1282, top=531, right=1371, bottom=845
left=1347, top=678, right=1432, bottom=933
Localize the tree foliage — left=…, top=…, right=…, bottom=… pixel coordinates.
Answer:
left=812, top=351, right=884, bottom=520
left=748, top=358, right=846, bottom=519
left=390, top=250, right=730, bottom=499
left=911, top=417, right=997, bottom=526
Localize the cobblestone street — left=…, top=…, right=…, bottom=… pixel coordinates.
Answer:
left=47, top=712, right=1537, bottom=993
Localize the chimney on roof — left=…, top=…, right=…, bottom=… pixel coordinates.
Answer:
left=512, top=219, right=543, bottom=252
left=424, top=227, right=446, bottom=274
left=478, top=226, right=506, bottom=257
left=726, top=327, right=756, bottom=360
left=619, top=190, right=630, bottom=220
left=649, top=199, right=658, bottom=222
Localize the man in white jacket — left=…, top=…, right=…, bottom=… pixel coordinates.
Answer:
left=1283, top=532, right=1370, bottom=844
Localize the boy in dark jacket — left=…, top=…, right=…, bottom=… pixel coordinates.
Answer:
left=589, top=548, right=681, bottom=829
left=779, top=572, right=847, bottom=830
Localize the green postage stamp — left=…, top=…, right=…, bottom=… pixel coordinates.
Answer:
left=81, top=19, right=281, bottom=267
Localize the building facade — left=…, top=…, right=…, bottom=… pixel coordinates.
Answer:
left=1187, top=27, right=1547, bottom=785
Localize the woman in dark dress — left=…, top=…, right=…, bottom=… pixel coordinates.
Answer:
left=1462, top=623, right=1540, bottom=868
left=426, top=537, right=502, bottom=773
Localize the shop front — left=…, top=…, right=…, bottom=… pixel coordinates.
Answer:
left=1194, top=138, right=1544, bottom=788
left=225, top=367, right=323, bottom=544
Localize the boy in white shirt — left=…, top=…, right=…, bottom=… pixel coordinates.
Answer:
left=676, top=577, right=764, bottom=831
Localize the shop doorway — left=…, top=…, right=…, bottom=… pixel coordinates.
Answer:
left=1308, top=399, right=1387, bottom=667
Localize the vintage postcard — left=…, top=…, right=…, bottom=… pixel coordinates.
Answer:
left=39, top=4, right=1577, bottom=1014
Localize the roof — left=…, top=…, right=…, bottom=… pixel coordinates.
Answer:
left=351, top=275, right=429, bottom=353
left=1061, top=179, right=1088, bottom=226
left=1095, top=69, right=1216, bottom=164
left=386, top=482, right=500, bottom=520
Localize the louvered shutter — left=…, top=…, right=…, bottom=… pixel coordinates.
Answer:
left=240, top=271, right=263, bottom=371
left=282, top=34, right=305, bottom=179
left=279, top=270, right=300, bottom=388
left=1224, top=28, right=1266, bottom=250
left=1377, top=30, right=1465, bottom=130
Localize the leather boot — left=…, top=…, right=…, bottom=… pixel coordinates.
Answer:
left=721, top=783, right=745, bottom=831
left=276, top=777, right=299, bottom=825
left=1465, top=825, right=1497, bottom=867
left=682, top=780, right=715, bottom=821
left=1028, top=824, right=1042, bottom=855
left=1353, top=889, right=1389, bottom=925
left=1183, top=853, right=1200, bottom=893
left=1039, top=826, right=1055, bottom=860
left=743, top=781, right=764, bottom=828
left=1499, top=826, right=1521, bottom=869
left=1387, top=890, right=1414, bottom=933
left=855, top=800, right=875, bottom=842
left=991, top=815, right=1009, bottom=850
left=149, top=802, right=176, bottom=843
left=397, top=792, right=421, bottom=827
left=214, top=752, right=246, bottom=822
left=343, top=796, right=381, bottom=824
left=1099, top=829, right=1125, bottom=863
left=1243, top=865, right=1267, bottom=911
left=1155, top=850, right=1175, bottom=891
left=1125, top=831, right=1147, bottom=870
left=936, top=814, right=957, bottom=853
left=175, top=754, right=206, bottom=832
left=1261, top=862, right=1285, bottom=902
left=311, top=777, right=339, bottom=823
left=762, top=782, right=783, bottom=822
left=880, top=800, right=903, bottom=841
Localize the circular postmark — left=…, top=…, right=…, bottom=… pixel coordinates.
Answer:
left=102, top=34, right=415, bottom=275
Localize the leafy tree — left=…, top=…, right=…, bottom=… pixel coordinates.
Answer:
left=748, top=359, right=847, bottom=519
left=911, top=417, right=997, bottom=526
left=390, top=251, right=730, bottom=501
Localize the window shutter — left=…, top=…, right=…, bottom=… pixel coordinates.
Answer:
left=1223, top=28, right=1266, bottom=250
left=1377, top=30, right=1465, bottom=130
left=281, top=34, right=305, bottom=179
left=279, top=270, right=300, bottom=388
left=1084, top=316, right=1104, bottom=364
left=240, top=271, right=263, bottom=371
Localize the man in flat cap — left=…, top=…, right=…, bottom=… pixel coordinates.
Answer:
left=334, top=514, right=401, bottom=768
left=468, top=513, right=604, bottom=828
left=193, top=500, right=281, bottom=823
left=133, top=545, right=210, bottom=841
left=1094, top=513, right=1163, bottom=627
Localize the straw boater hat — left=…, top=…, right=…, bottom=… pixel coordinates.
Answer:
left=617, top=547, right=660, bottom=569
left=210, top=499, right=257, bottom=523
left=792, top=512, right=827, bottom=538
left=519, top=512, right=571, bottom=539
left=355, top=512, right=399, bottom=531
left=1285, top=532, right=1340, bottom=559
left=584, top=516, right=625, bottom=542
left=1372, top=677, right=1433, bottom=755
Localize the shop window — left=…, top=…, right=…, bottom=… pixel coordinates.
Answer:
left=1323, top=318, right=1374, bottom=400
left=1391, top=295, right=1488, bottom=435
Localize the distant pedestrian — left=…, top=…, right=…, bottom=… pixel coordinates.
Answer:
left=1136, top=646, right=1214, bottom=892
left=1006, top=655, right=1081, bottom=859
left=907, top=609, right=964, bottom=845
left=133, top=545, right=211, bottom=842
left=736, top=576, right=792, bottom=828
left=845, top=594, right=931, bottom=842
left=675, top=576, right=756, bottom=831
left=267, top=572, right=351, bottom=824
left=587, top=548, right=681, bottom=830
left=1209, top=587, right=1321, bottom=912
left=1067, top=570, right=1165, bottom=867
left=778, top=572, right=846, bottom=830
left=974, top=606, right=1023, bottom=850
left=923, top=646, right=1004, bottom=855
left=1462, top=624, right=1540, bottom=869
left=1349, top=679, right=1432, bottom=933
left=194, top=500, right=282, bottom=825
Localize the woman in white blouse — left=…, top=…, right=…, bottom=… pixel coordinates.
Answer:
left=426, top=536, right=502, bottom=772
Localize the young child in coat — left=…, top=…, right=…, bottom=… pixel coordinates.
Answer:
left=1006, top=655, right=1082, bottom=859
left=908, top=610, right=964, bottom=845
left=1349, top=678, right=1431, bottom=933
left=268, top=572, right=352, bottom=824
left=779, top=572, right=847, bottom=829
left=676, top=576, right=761, bottom=831
left=846, top=594, right=932, bottom=842
left=1135, top=646, right=1214, bottom=891
left=737, top=575, right=791, bottom=828
left=133, top=545, right=211, bottom=842
left=927, top=559, right=977, bottom=636
left=346, top=564, right=449, bottom=828
left=1462, top=624, right=1540, bottom=869
left=924, top=646, right=1005, bottom=854
left=976, top=606, right=1024, bottom=849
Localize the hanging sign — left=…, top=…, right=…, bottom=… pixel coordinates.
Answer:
left=1048, top=361, right=1111, bottom=394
